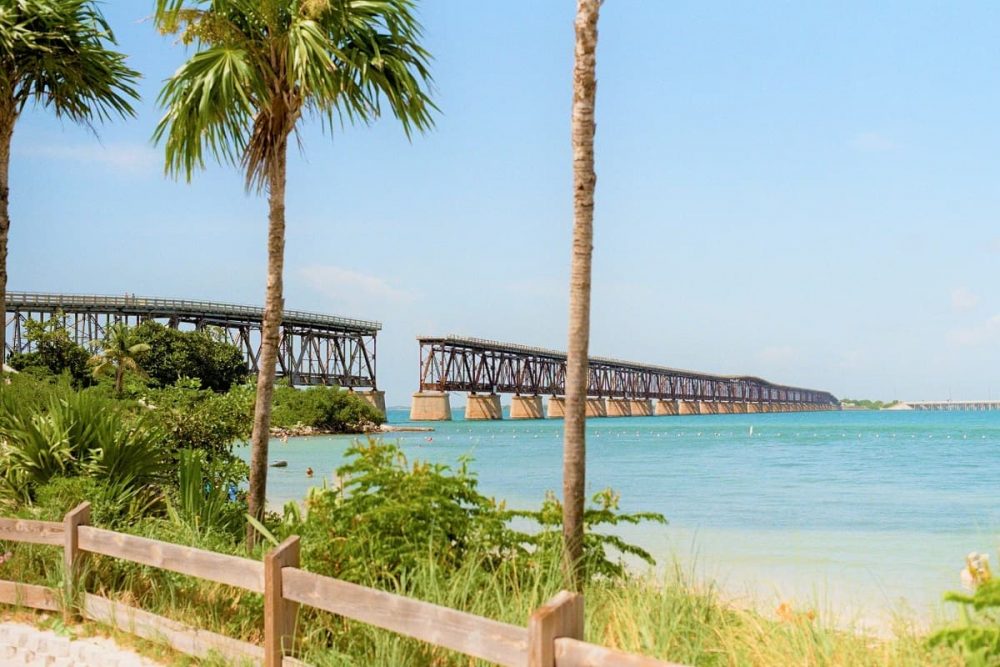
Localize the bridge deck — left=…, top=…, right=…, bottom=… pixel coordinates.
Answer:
left=7, top=291, right=380, bottom=334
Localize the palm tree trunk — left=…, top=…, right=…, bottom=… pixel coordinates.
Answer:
left=0, top=101, right=14, bottom=368
left=247, top=138, right=288, bottom=545
left=563, top=0, right=600, bottom=591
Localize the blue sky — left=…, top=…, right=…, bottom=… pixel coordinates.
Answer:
left=11, top=2, right=1000, bottom=405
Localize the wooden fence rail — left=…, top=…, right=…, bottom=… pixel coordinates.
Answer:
left=0, top=504, right=681, bottom=667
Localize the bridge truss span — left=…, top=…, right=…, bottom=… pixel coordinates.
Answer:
left=414, top=335, right=838, bottom=419
left=6, top=291, right=380, bottom=389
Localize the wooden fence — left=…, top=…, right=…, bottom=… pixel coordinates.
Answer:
left=0, top=504, right=684, bottom=667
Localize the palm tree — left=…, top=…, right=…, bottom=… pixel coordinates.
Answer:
left=153, top=0, right=435, bottom=542
left=0, top=0, right=139, bottom=364
left=563, top=0, right=601, bottom=591
left=89, top=323, right=151, bottom=395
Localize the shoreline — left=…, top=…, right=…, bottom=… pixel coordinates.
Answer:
left=269, top=423, right=434, bottom=439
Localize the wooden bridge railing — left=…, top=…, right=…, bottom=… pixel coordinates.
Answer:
left=0, top=505, right=683, bottom=667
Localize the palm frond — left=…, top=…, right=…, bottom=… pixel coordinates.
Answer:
left=0, top=0, right=139, bottom=125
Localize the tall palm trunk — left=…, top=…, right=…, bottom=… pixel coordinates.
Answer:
left=0, top=99, right=15, bottom=367
left=563, top=0, right=600, bottom=591
left=247, top=136, right=288, bottom=545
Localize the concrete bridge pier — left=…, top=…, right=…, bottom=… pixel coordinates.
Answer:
left=356, top=390, right=386, bottom=418
left=732, top=402, right=748, bottom=414
left=510, top=395, right=544, bottom=419
left=586, top=398, right=608, bottom=418
left=547, top=397, right=565, bottom=418
left=746, top=403, right=759, bottom=413
left=465, top=393, right=502, bottom=420
left=410, top=391, right=452, bottom=421
left=718, top=402, right=734, bottom=414
left=655, top=399, right=679, bottom=416
left=629, top=399, right=653, bottom=416
left=678, top=400, right=698, bottom=415
left=606, top=398, right=631, bottom=417
left=696, top=401, right=719, bottom=415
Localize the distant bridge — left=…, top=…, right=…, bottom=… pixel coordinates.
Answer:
left=6, top=292, right=382, bottom=404
left=902, top=400, right=1000, bottom=411
left=411, top=335, right=839, bottom=420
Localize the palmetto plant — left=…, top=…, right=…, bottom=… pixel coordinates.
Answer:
left=88, top=323, right=151, bottom=395
left=0, top=391, right=166, bottom=508
left=0, top=0, right=139, bottom=362
left=153, top=0, right=435, bottom=542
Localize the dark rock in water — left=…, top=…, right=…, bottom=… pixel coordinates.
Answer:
left=270, top=460, right=288, bottom=468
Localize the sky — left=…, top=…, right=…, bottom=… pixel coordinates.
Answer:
left=11, top=1, right=1000, bottom=406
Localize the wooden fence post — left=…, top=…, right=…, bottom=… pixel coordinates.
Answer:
left=528, top=590, right=584, bottom=667
left=264, top=535, right=300, bottom=667
left=62, top=502, right=91, bottom=621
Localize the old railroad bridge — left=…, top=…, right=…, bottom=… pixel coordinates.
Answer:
left=6, top=292, right=840, bottom=422
left=412, top=335, right=840, bottom=420
left=5, top=291, right=385, bottom=414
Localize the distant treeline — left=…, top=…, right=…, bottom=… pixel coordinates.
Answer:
left=839, top=398, right=900, bottom=410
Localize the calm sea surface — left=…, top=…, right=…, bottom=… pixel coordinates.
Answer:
left=239, top=407, right=1000, bottom=626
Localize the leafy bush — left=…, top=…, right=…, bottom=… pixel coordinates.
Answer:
left=271, top=384, right=384, bottom=432
left=140, top=379, right=254, bottom=462
left=930, top=553, right=1000, bottom=664
left=7, top=316, right=91, bottom=386
left=132, top=321, right=248, bottom=391
left=276, top=439, right=663, bottom=586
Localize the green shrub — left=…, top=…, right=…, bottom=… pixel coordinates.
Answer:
left=929, top=554, right=1000, bottom=665
left=7, top=316, right=91, bottom=386
left=132, top=321, right=248, bottom=391
left=271, top=384, right=383, bottom=431
left=276, top=439, right=662, bottom=587
left=140, top=380, right=254, bottom=462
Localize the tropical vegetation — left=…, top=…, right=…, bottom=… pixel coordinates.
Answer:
left=88, top=322, right=152, bottom=395
left=153, top=0, right=436, bottom=543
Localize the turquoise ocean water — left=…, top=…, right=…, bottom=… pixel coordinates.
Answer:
left=241, top=407, right=1000, bottom=627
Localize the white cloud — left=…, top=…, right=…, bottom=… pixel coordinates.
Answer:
left=949, top=314, right=1000, bottom=346
left=17, top=141, right=158, bottom=172
left=298, top=265, right=418, bottom=311
left=951, top=287, right=980, bottom=312
left=850, top=132, right=897, bottom=152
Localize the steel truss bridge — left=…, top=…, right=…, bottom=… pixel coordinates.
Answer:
left=6, top=291, right=379, bottom=388
left=417, top=336, right=838, bottom=406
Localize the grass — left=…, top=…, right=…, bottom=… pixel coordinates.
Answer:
left=0, top=550, right=968, bottom=666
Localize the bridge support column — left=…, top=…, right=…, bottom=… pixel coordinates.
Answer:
left=655, top=399, right=679, bottom=416
left=746, top=403, right=759, bottom=413
left=586, top=398, right=607, bottom=418
left=678, top=400, right=698, bottom=415
left=606, top=399, right=631, bottom=417
left=356, top=390, right=386, bottom=418
left=629, top=399, right=653, bottom=416
left=717, top=402, right=734, bottom=414
left=410, top=391, right=452, bottom=421
left=465, top=393, right=502, bottom=420
left=696, top=401, right=718, bottom=415
left=732, top=402, right=748, bottom=414
left=547, top=397, right=565, bottom=419
left=510, top=395, right=544, bottom=420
